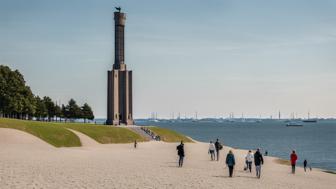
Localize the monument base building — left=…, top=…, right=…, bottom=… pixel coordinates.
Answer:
left=106, top=9, right=134, bottom=125
left=107, top=70, right=133, bottom=125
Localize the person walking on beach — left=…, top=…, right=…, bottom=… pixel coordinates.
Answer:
left=225, top=150, right=235, bottom=177
left=134, top=140, right=137, bottom=149
left=254, top=148, right=264, bottom=178
left=208, top=141, right=216, bottom=161
left=303, top=159, right=308, bottom=172
left=177, top=141, right=185, bottom=167
left=215, top=139, right=222, bottom=161
left=290, top=150, right=298, bottom=174
left=245, top=150, right=253, bottom=173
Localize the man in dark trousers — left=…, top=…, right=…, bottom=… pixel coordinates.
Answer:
left=254, top=148, right=264, bottom=178
left=290, top=150, right=298, bottom=174
left=303, top=159, right=308, bottom=172
left=215, top=139, right=222, bottom=161
left=176, top=141, right=185, bottom=167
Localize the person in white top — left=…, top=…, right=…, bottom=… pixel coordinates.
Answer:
left=208, top=141, right=216, bottom=161
left=245, top=150, right=254, bottom=173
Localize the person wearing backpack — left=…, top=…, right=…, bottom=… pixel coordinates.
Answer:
left=176, top=141, right=185, bottom=167
left=215, top=138, right=223, bottom=161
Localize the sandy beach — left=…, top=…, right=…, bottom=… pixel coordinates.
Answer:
left=0, top=128, right=335, bottom=189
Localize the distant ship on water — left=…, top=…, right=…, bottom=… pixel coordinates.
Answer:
left=303, top=112, right=318, bottom=123
left=286, top=121, right=303, bottom=127
left=303, top=119, right=318, bottom=123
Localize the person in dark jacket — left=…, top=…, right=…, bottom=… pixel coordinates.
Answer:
left=215, top=139, right=222, bottom=161
left=290, top=150, right=298, bottom=174
left=254, top=148, right=264, bottom=178
left=225, top=150, right=235, bottom=177
left=303, top=159, right=308, bottom=172
left=176, top=141, right=185, bottom=167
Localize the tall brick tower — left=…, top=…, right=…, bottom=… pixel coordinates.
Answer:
left=107, top=8, right=133, bottom=125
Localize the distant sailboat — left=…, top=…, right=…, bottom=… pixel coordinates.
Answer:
left=192, top=111, right=198, bottom=122
left=286, top=112, right=303, bottom=127
left=303, top=111, right=317, bottom=123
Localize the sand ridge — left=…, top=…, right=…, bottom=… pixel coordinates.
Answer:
left=67, top=129, right=100, bottom=147
left=0, top=128, right=53, bottom=149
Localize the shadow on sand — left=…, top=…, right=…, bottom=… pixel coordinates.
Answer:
left=213, top=175, right=258, bottom=179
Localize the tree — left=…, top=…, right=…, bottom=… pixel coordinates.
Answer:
left=22, top=86, right=36, bottom=119
left=43, top=96, right=55, bottom=121
left=81, top=103, right=94, bottom=123
left=54, top=104, right=62, bottom=122
left=61, top=104, right=69, bottom=122
left=0, top=65, right=95, bottom=122
left=66, top=99, right=81, bottom=121
left=34, top=96, right=47, bottom=121
left=0, top=65, right=35, bottom=119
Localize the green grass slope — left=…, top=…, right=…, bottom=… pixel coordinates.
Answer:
left=0, top=118, right=81, bottom=147
left=149, top=127, right=193, bottom=143
left=62, top=123, right=147, bottom=144
left=0, top=118, right=147, bottom=146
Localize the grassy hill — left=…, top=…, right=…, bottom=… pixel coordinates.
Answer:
left=0, top=118, right=81, bottom=147
left=149, top=127, right=193, bottom=143
left=0, top=118, right=146, bottom=147
left=0, top=118, right=192, bottom=147
left=61, top=123, right=147, bottom=144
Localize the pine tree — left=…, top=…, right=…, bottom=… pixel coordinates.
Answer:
left=81, top=103, right=94, bottom=123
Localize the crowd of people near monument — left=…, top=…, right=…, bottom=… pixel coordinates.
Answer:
left=176, top=139, right=311, bottom=178
left=140, top=127, right=161, bottom=141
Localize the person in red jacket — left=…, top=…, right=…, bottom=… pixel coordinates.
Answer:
left=290, top=150, right=298, bottom=174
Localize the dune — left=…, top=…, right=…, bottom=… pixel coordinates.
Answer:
left=67, top=129, right=100, bottom=147
left=0, top=128, right=335, bottom=189
left=0, top=128, right=52, bottom=149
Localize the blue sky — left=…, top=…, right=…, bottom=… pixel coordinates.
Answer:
left=1, top=0, right=336, bottom=118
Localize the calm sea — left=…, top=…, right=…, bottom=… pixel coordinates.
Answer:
left=136, top=119, right=336, bottom=171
